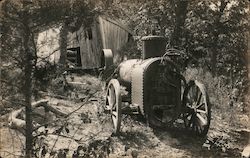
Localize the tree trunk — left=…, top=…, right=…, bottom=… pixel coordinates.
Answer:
left=171, top=0, right=189, bottom=48
left=211, top=0, right=228, bottom=76
left=211, top=33, right=219, bottom=76
left=58, top=23, right=68, bottom=68
left=23, top=15, right=33, bottom=158
left=242, top=25, right=250, bottom=158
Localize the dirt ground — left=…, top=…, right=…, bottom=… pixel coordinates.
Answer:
left=0, top=74, right=249, bottom=158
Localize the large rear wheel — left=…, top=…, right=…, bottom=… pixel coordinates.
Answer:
left=182, top=80, right=211, bottom=137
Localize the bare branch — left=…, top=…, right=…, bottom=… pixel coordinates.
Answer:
left=36, top=48, right=60, bottom=63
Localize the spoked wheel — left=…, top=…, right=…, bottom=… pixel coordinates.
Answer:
left=105, top=79, right=121, bottom=134
left=182, top=80, right=211, bottom=137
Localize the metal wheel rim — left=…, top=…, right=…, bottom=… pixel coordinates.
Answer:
left=183, top=81, right=210, bottom=136
left=106, top=79, right=121, bottom=134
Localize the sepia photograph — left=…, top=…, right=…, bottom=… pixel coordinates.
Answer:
left=0, top=0, right=249, bottom=157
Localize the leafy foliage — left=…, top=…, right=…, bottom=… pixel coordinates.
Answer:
left=101, top=0, right=249, bottom=88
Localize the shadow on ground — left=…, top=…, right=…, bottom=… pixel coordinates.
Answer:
left=153, top=127, right=241, bottom=158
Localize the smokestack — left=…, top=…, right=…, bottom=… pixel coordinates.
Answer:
left=141, top=36, right=166, bottom=59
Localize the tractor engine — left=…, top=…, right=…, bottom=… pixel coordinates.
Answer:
left=117, top=36, right=168, bottom=85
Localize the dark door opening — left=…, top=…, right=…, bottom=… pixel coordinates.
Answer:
left=67, top=47, right=82, bottom=67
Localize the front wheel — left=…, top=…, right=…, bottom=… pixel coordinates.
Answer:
left=105, top=79, right=121, bottom=134
left=182, top=80, right=211, bottom=137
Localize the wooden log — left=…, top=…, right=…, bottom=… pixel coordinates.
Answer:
left=242, top=144, right=250, bottom=158
left=242, top=130, right=250, bottom=158
left=8, top=108, right=26, bottom=129
left=8, top=99, right=66, bottom=129
left=38, top=92, right=68, bottom=99
left=39, top=102, right=66, bottom=117
left=31, top=99, right=49, bottom=108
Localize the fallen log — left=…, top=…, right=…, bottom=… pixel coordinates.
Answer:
left=242, top=144, right=250, bottom=158
left=8, top=108, right=26, bottom=129
left=38, top=91, right=86, bottom=102
left=32, top=99, right=66, bottom=117
left=242, top=131, right=250, bottom=158
left=38, top=92, right=69, bottom=100
left=68, top=81, right=87, bottom=89
left=8, top=99, right=66, bottom=130
left=31, top=99, right=49, bottom=108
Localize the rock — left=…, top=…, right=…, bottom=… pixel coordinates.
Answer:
left=239, top=115, right=249, bottom=125
left=202, top=142, right=211, bottom=150
left=131, top=149, right=138, bottom=158
left=242, top=145, right=250, bottom=158
left=80, top=112, right=91, bottom=123
left=222, top=147, right=226, bottom=152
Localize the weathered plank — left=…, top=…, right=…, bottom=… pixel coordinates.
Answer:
left=67, top=16, right=131, bottom=69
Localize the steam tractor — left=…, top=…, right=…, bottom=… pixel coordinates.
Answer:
left=100, top=36, right=211, bottom=136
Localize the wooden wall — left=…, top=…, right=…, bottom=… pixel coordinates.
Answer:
left=78, top=22, right=102, bottom=69
left=98, top=16, right=129, bottom=64
left=67, top=16, right=131, bottom=69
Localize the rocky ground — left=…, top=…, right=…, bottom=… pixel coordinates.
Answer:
left=0, top=74, right=249, bottom=158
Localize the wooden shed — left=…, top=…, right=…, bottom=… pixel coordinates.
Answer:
left=67, top=16, right=132, bottom=69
